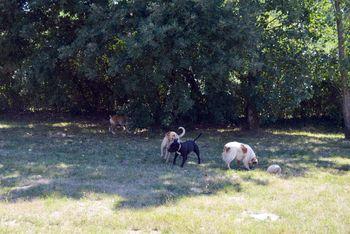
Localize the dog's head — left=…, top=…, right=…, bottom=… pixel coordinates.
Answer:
left=168, top=139, right=180, bottom=153
left=166, top=131, right=179, bottom=142
left=249, top=156, right=258, bottom=168
left=251, top=156, right=258, bottom=165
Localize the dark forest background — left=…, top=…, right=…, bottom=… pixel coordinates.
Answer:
left=0, top=0, right=349, bottom=135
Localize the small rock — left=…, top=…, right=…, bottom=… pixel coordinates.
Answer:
left=249, top=212, right=279, bottom=221
left=267, top=164, right=282, bottom=175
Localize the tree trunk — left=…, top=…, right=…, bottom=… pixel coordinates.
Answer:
left=334, top=0, right=350, bottom=139
left=244, top=73, right=260, bottom=130
left=182, top=68, right=202, bottom=100
left=246, top=101, right=259, bottom=130
left=343, top=91, right=350, bottom=138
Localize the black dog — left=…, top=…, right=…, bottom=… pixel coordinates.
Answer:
left=168, top=133, right=202, bottom=167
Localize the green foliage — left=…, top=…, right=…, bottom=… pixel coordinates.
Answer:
left=0, top=0, right=346, bottom=126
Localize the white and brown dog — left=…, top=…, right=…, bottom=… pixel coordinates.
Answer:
left=222, top=142, right=258, bottom=170
left=109, top=115, right=128, bottom=134
left=161, top=127, right=185, bottom=162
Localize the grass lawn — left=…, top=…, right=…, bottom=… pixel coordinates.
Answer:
left=0, top=116, right=349, bottom=233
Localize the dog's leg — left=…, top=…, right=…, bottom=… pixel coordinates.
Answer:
left=194, top=145, right=201, bottom=164
left=124, top=126, right=131, bottom=133
left=122, top=125, right=126, bottom=131
left=227, top=162, right=231, bottom=169
left=180, top=154, right=188, bottom=167
left=173, top=152, right=179, bottom=165
left=160, top=140, right=167, bottom=159
left=161, top=146, right=164, bottom=159
left=165, top=151, right=170, bottom=163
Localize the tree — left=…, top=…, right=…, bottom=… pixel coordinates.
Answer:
left=333, top=0, right=350, bottom=138
left=305, top=0, right=350, bottom=137
left=1, top=0, right=346, bottom=131
left=60, top=0, right=246, bottom=127
left=230, top=0, right=314, bottom=129
left=0, top=0, right=31, bottom=111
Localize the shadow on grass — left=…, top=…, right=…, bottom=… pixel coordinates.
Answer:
left=0, top=120, right=245, bottom=208
left=0, top=118, right=349, bottom=209
left=241, top=175, right=269, bottom=186
left=0, top=164, right=243, bottom=209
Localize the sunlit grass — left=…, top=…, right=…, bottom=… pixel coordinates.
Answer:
left=50, top=122, right=98, bottom=128
left=270, top=130, right=344, bottom=139
left=0, top=121, right=99, bottom=129
left=0, top=124, right=12, bottom=129
left=51, top=122, right=73, bottom=127
left=0, top=118, right=349, bottom=233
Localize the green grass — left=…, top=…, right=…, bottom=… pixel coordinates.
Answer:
left=0, top=116, right=349, bottom=233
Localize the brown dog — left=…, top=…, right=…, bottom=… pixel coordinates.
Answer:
left=109, top=115, right=128, bottom=134
left=161, top=127, right=185, bottom=162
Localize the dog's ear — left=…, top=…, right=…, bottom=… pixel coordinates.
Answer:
left=224, top=146, right=230, bottom=153
left=166, top=132, right=171, bottom=140
left=240, top=144, right=248, bottom=154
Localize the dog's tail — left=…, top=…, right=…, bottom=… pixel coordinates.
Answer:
left=178, top=127, right=186, bottom=138
left=193, top=133, right=202, bottom=142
